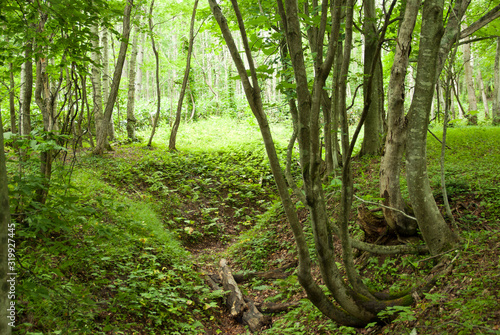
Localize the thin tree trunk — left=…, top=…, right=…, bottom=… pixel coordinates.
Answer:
left=90, top=24, right=107, bottom=153
left=477, top=69, right=489, bottom=119
left=168, top=0, right=199, bottom=150
left=0, top=112, right=13, bottom=335
left=406, top=0, right=459, bottom=255
left=94, top=1, right=133, bottom=155
left=462, top=35, right=478, bottom=125
left=492, top=37, right=500, bottom=125
left=21, top=45, right=33, bottom=137
left=127, top=25, right=139, bottom=141
left=9, top=63, right=17, bottom=134
left=147, top=0, right=161, bottom=147
left=102, top=27, right=115, bottom=141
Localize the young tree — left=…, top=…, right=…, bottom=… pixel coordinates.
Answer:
left=168, top=0, right=199, bottom=151
left=127, top=23, right=140, bottom=141
left=94, top=0, right=133, bottom=155
left=493, top=38, right=500, bottom=125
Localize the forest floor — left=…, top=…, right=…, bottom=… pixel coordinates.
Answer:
left=10, top=119, right=500, bottom=334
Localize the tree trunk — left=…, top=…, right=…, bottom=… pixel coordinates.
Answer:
left=127, top=25, right=139, bottom=141
left=8, top=63, right=17, bottom=134
left=147, top=0, right=162, bottom=147
left=90, top=24, right=108, bottom=153
left=477, top=69, right=489, bottom=119
left=406, top=0, right=459, bottom=255
left=0, top=112, right=13, bottom=335
left=492, top=37, right=500, bottom=125
left=359, top=0, right=385, bottom=157
left=380, top=0, right=420, bottom=237
left=94, top=1, right=132, bottom=155
left=168, top=0, right=199, bottom=150
left=102, top=27, right=115, bottom=142
left=462, top=36, right=478, bottom=125
left=21, top=45, right=33, bottom=137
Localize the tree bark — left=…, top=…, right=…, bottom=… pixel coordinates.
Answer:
left=90, top=24, right=108, bottom=153
left=477, top=69, right=489, bottom=119
left=380, top=0, right=420, bottom=237
left=168, top=0, right=199, bottom=150
left=462, top=35, right=478, bottom=125
left=0, top=113, right=12, bottom=335
left=492, top=38, right=500, bottom=125
left=127, top=25, right=139, bottom=141
left=94, top=0, right=133, bottom=155
left=406, top=0, right=459, bottom=255
left=102, top=27, right=115, bottom=142
left=147, top=0, right=162, bottom=147
left=21, top=45, right=33, bottom=137
left=359, top=0, right=385, bottom=157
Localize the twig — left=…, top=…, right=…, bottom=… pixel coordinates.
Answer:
left=412, top=248, right=458, bottom=264
left=427, top=128, right=452, bottom=150
left=353, top=194, right=417, bottom=221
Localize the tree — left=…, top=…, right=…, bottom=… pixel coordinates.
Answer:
left=146, top=0, right=161, bottom=147
left=379, top=0, right=420, bottom=237
left=127, top=23, right=140, bottom=141
left=208, top=0, right=445, bottom=327
left=493, top=37, right=500, bottom=125
left=0, top=113, right=12, bottom=335
left=169, top=0, right=199, bottom=151
left=359, top=0, right=385, bottom=157
left=405, top=0, right=460, bottom=254
left=462, top=35, right=478, bottom=124
left=94, top=0, right=133, bottom=155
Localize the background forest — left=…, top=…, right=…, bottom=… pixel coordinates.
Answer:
left=0, top=0, right=499, bottom=334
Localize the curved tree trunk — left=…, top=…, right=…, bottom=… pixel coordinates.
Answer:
left=168, top=0, right=199, bottom=151
left=406, top=0, right=459, bottom=255
left=379, top=0, right=420, bottom=236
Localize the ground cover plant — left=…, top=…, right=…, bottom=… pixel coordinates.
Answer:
left=4, top=118, right=500, bottom=334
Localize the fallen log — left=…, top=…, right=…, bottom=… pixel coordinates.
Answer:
left=218, top=259, right=271, bottom=332
left=219, top=258, right=246, bottom=317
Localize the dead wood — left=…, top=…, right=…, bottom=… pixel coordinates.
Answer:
left=218, top=259, right=272, bottom=333
left=356, top=203, right=391, bottom=243
left=219, top=258, right=247, bottom=317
